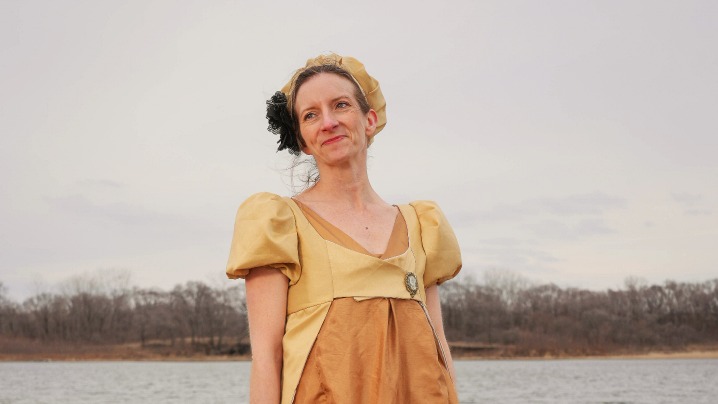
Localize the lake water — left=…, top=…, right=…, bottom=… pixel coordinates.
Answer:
left=0, top=359, right=716, bottom=403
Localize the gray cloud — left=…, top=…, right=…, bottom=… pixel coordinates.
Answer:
left=671, top=192, right=703, bottom=206
left=671, top=192, right=713, bottom=216
left=75, top=179, right=124, bottom=190
left=462, top=244, right=561, bottom=283
left=685, top=209, right=712, bottom=216
left=476, top=237, right=536, bottom=247
left=527, top=218, right=615, bottom=241
left=48, top=194, right=174, bottom=226
left=534, top=193, right=627, bottom=216
left=457, top=192, right=627, bottom=226
left=42, top=193, right=224, bottom=252
left=464, top=237, right=559, bottom=266
left=467, top=202, right=536, bottom=224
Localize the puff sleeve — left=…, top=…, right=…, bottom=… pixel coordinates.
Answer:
left=225, top=192, right=301, bottom=284
left=411, top=201, right=462, bottom=287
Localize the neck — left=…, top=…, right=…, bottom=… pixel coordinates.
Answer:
left=304, top=156, right=383, bottom=210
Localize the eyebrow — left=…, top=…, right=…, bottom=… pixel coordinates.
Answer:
left=298, top=94, right=353, bottom=117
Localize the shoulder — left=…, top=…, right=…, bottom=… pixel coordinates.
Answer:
left=407, top=200, right=450, bottom=228
left=403, top=200, right=457, bottom=245
left=405, top=200, right=460, bottom=250
left=240, top=191, right=288, bottom=207
left=407, top=201, right=462, bottom=286
left=408, top=200, right=443, bottom=215
left=233, top=192, right=297, bottom=237
left=227, top=192, right=300, bottom=281
left=236, top=192, right=293, bottom=216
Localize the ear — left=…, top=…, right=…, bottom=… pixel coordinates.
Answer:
left=298, top=133, right=312, bottom=156
left=364, top=109, right=378, bottom=137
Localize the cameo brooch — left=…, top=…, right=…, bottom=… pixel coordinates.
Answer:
left=405, top=272, right=419, bottom=297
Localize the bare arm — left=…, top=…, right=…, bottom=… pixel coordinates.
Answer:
left=245, top=267, right=289, bottom=404
left=425, top=284, right=456, bottom=381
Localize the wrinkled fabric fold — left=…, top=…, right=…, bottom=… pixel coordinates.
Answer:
left=294, top=298, right=457, bottom=403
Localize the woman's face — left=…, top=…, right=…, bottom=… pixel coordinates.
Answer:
left=294, top=73, right=377, bottom=166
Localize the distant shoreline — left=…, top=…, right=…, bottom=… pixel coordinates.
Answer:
left=3, top=336, right=717, bottom=362
left=2, top=346, right=717, bottom=362
left=457, top=349, right=718, bottom=361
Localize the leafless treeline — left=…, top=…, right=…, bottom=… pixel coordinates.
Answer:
left=2, top=272, right=717, bottom=356
left=0, top=276, right=248, bottom=354
left=440, top=272, right=718, bottom=355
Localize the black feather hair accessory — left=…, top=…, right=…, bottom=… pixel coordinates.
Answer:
left=266, top=91, right=300, bottom=155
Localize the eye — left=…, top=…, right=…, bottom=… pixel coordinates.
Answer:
left=336, top=101, right=349, bottom=109
left=303, top=111, right=316, bottom=121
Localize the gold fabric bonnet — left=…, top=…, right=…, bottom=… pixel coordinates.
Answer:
left=280, top=53, right=387, bottom=139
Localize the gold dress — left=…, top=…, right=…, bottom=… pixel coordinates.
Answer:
left=226, top=193, right=462, bottom=403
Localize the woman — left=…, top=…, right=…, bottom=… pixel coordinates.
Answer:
left=226, top=54, right=462, bottom=404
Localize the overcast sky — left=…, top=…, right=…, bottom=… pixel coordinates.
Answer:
left=1, top=0, right=716, bottom=300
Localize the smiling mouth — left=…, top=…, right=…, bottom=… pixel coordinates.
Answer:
left=322, top=136, right=344, bottom=146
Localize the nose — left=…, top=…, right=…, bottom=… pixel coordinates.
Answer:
left=320, top=109, right=339, bottom=132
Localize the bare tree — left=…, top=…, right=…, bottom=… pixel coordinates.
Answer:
left=3, top=273, right=717, bottom=358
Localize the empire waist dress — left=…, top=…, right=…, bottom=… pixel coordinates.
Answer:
left=226, top=192, right=462, bottom=404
